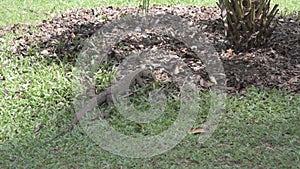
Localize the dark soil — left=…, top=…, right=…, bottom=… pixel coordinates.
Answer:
left=1, top=6, right=299, bottom=94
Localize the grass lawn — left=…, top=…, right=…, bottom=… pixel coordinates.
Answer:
left=0, top=0, right=299, bottom=26
left=0, top=0, right=299, bottom=168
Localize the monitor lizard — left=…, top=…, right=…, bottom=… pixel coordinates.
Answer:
left=46, top=68, right=155, bottom=143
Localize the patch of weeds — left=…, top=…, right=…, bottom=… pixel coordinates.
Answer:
left=101, top=15, right=109, bottom=21
left=95, top=83, right=213, bottom=139
left=102, top=81, right=181, bottom=137
left=0, top=54, right=73, bottom=142
left=94, top=62, right=117, bottom=92
left=0, top=32, right=74, bottom=143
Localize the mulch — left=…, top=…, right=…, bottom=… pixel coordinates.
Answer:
left=0, top=6, right=299, bottom=95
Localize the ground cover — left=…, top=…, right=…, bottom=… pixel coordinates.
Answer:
left=0, top=1, right=299, bottom=168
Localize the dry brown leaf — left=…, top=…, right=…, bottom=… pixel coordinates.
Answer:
left=70, top=32, right=76, bottom=39
left=188, top=128, right=206, bottom=134
left=34, top=124, right=44, bottom=133
left=181, top=47, right=188, bottom=52
left=226, top=49, right=234, bottom=56
left=244, top=53, right=251, bottom=57
left=41, top=49, right=49, bottom=55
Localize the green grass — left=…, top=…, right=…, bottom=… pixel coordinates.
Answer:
left=1, top=86, right=299, bottom=168
left=0, top=0, right=299, bottom=26
left=0, top=0, right=211, bottom=27
left=0, top=0, right=299, bottom=168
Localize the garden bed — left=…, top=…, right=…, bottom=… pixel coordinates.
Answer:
left=1, top=6, right=299, bottom=95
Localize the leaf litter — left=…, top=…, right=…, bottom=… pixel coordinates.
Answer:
left=0, top=5, right=299, bottom=94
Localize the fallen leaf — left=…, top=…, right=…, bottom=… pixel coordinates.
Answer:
left=169, top=51, right=177, bottom=55
left=188, top=128, right=206, bottom=134
left=18, top=55, right=24, bottom=60
left=34, top=124, right=44, bottom=132
left=173, top=65, right=180, bottom=74
left=226, top=48, right=234, bottom=56
left=41, top=49, right=49, bottom=55
left=71, top=32, right=76, bottom=39
left=181, top=47, right=188, bottom=52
